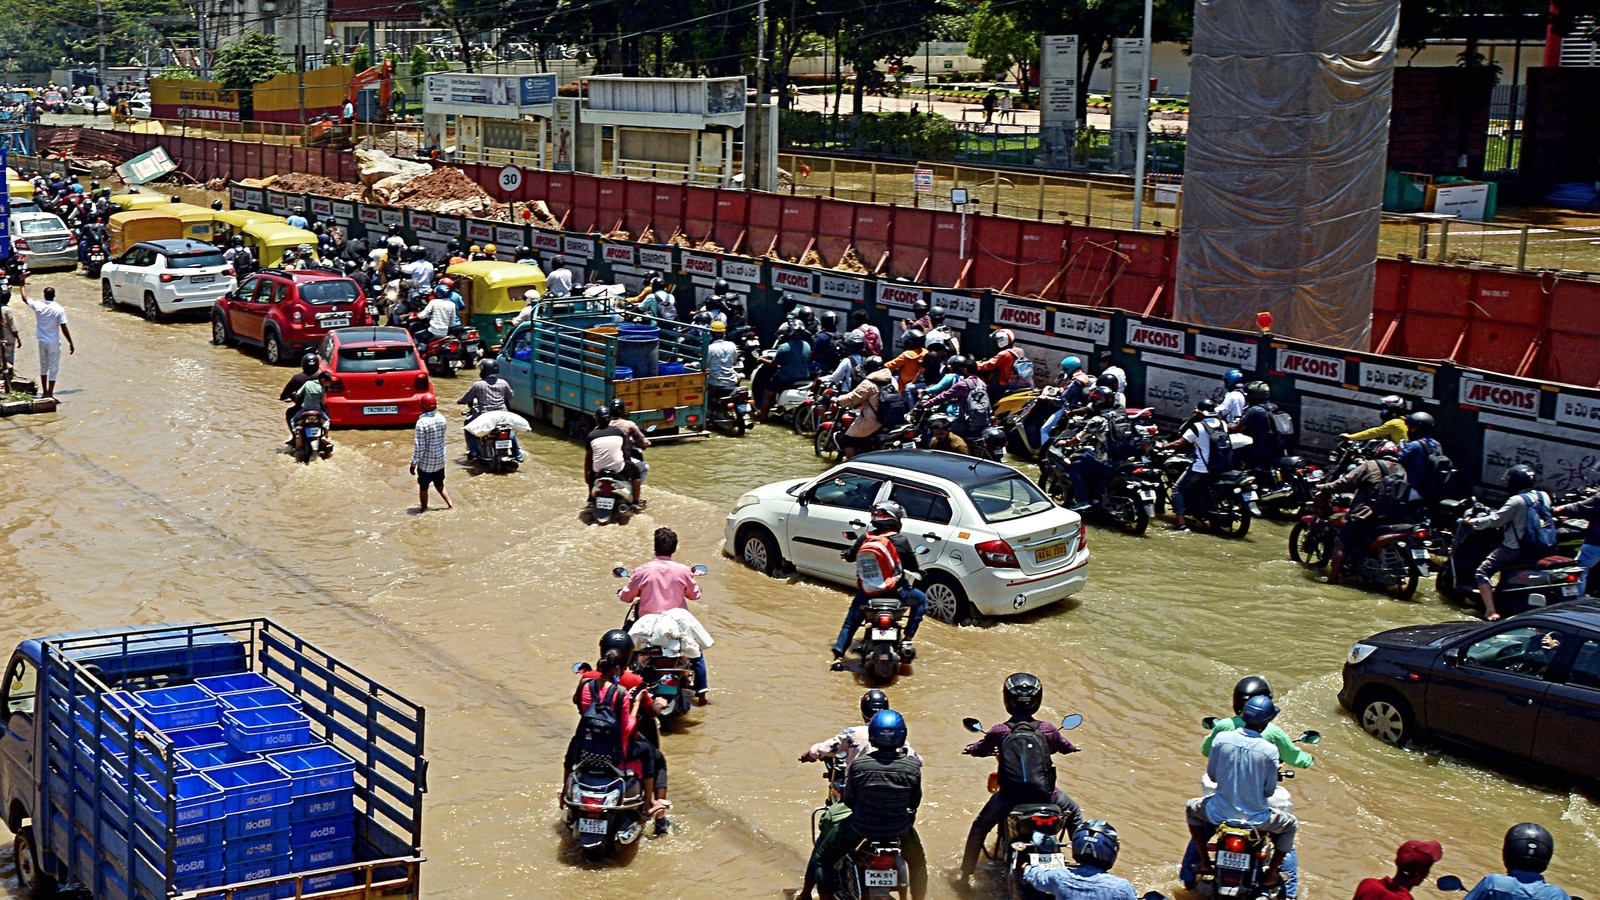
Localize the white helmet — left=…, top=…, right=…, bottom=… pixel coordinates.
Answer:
left=992, top=328, right=1016, bottom=350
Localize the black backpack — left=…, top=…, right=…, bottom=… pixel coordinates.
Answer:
left=1370, top=459, right=1410, bottom=519
left=1101, top=409, right=1137, bottom=460
left=997, top=720, right=1056, bottom=802
left=1267, top=403, right=1295, bottom=438
left=573, top=679, right=625, bottom=767
left=1199, top=419, right=1234, bottom=472
left=875, top=388, right=909, bottom=429
left=1415, top=438, right=1455, bottom=502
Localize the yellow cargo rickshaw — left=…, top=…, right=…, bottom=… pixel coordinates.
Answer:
left=6, top=180, right=35, bottom=208
left=211, top=209, right=284, bottom=247
left=108, top=192, right=173, bottom=212
left=162, top=202, right=217, bottom=243
left=445, top=260, right=547, bottom=348
left=240, top=222, right=319, bottom=269
left=107, top=209, right=183, bottom=255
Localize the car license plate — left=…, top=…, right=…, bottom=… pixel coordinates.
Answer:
left=576, top=817, right=608, bottom=834
left=863, top=870, right=898, bottom=888
left=191, top=274, right=214, bottom=284
left=495, top=439, right=513, bottom=449
left=1411, top=548, right=1429, bottom=560
left=870, top=628, right=898, bottom=641
left=1138, top=489, right=1156, bottom=501
left=595, top=497, right=616, bottom=510
left=1034, top=542, right=1067, bottom=564
left=363, top=405, right=399, bottom=416
left=1563, top=584, right=1580, bottom=595
left=1217, top=850, right=1251, bottom=870
left=1029, top=853, right=1065, bottom=870
left=323, top=317, right=349, bottom=328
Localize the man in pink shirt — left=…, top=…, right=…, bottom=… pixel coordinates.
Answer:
left=620, top=527, right=709, bottom=704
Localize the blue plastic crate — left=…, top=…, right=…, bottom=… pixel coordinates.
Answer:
left=177, top=743, right=258, bottom=770
left=224, top=832, right=291, bottom=866
left=233, top=884, right=295, bottom=900
left=133, top=684, right=219, bottom=731
left=223, top=706, right=312, bottom=754
left=224, top=804, right=291, bottom=841
left=203, top=759, right=291, bottom=815
left=266, top=745, right=355, bottom=798
left=289, top=787, right=354, bottom=822
left=292, top=838, right=355, bottom=870
left=164, top=723, right=226, bottom=750
left=290, top=814, right=354, bottom=847
left=132, top=814, right=226, bottom=863
left=133, top=771, right=227, bottom=829
left=219, top=687, right=303, bottom=713
left=171, top=845, right=225, bottom=890
left=302, top=871, right=357, bottom=894
left=194, top=672, right=275, bottom=697
left=231, top=854, right=292, bottom=885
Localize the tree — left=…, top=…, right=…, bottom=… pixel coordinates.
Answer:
left=418, top=0, right=509, bottom=73
left=157, top=65, right=199, bottom=80
left=835, top=0, right=942, bottom=115
left=968, top=1, right=1037, bottom=100
left=1014, top=0, right=1191, bottom=124
left=0, top=0, right=194, bottom=74
left=211, top=31, right=293, bottom=119
left=351, top=43, right=371, bottom=73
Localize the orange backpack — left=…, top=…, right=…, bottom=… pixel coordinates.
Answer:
left=855, top=533, right=903, bottom=594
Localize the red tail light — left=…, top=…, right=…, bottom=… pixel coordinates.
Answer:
left=1029, top=814, right=1059, bottom=830
left=1565, top=572, right=1580, bottom=583
left=975, top=539, right=1019, bottom=568
left=875, top=613, right=894, bottom=629
left=413, top=375, right=430, bottom=390
left=687, top=414, right=699, bottom=424
left=1077, top=522, right=1087, bottom=550
left=447, top=341, right=460, bottom=353
left=1222, top=835, right=1249, bottom=853
left=13, top=239, right=29, bottom=251
left=599, top=481, right=615, bottom=496
left=326, top=376, right=344, bottom=394
left=582, top=798, right=602, bottom=808
left=66, top=234, right=77, bottom=247
left=870, top=854, right=896, bottom=870
left=159, top=273, right=179, bottom=283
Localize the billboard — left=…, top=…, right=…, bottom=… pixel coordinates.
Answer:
left=149, top=78, right=240, bottom=122
left=424, top=74, right=557, bottom=118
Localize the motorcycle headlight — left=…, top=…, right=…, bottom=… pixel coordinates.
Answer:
left=731, top=493, right=763, bottom=514
left=1347, top=643, right=1378, bottom=666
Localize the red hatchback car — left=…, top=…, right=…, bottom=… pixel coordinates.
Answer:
left=212, top=269, right=372, bottom=366
left=316, top=327, right=436, bottom=427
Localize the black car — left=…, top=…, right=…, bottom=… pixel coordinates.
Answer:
left=1339, top=600, right=1600, bottom=782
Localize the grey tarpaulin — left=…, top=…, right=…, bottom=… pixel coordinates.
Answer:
left=1174, top=0, right=1401, bottom=350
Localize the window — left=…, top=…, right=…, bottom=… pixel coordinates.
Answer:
left=507, top=329, right=532, bottom=362
left=165, top=251, right=227, bottom=269
left=337, top=345, right=419, bottom=374
left=967, top=475, right=1053, bottom=523
left=298, top=280, right=360, bottom=306
left=4, top=658, right=37, bottom=718
left=1461, top=626, right=1564, bottom=680
left=18, top=218, right=63, bottom=235
left=234, top=276, right=260, bottom=299
left=810, top=472, right=885, bottom=511
left=890, top=483, right=953, bottom=525
left=267, top=280, right=289, bottom=304
left=1568, top=640, right=1600, bottom=690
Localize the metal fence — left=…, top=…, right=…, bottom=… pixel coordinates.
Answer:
left=1483, top=83, right=1524, bottom=176
left=1384, top=214, right=1600, bottom=273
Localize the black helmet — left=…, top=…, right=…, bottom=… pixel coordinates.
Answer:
left=1088, top=386, right=1115, bottom=411
left=1232, top=675, right=1272, bottom=714
left=649, top=275, right=665, bottom=290
left=1246, top=381, right=1271, bottom=405
left=599, top=628, right=634, bottom=660
left=1071, top=820, right=1121, bottom=869
left=780, top=293, right=799, bottom=312
left=841, top=333, right=866, bottom=355
left=911, top=299, right=929, bottom=315
left=479, top=359, right=499, bottom=379
left=1502, top=822, right=1554, bottom=874
left=313, top=222, right=326, bottom=235
left=1380, top=394, right=1408, bottom=417
left=609, top=397, right=628, bottom=420
left=928, top=305, right=947, bottom=323
left=300, top=353, right=319, bottom=375
left=870, top=501, right=905, bottom=533
left=982, top=426, right=1007, bottom=454
left=89, top=180, right=100, bottom=190
left=409, top=245, right=425, bottom=261
left=862, top=355, right=884, bottom=372
left=1406, top=411, right=1434, bottom=435
left=552, top=255, right=566, bottom=268
left=1003, top=673, right=1043, bottom=717
left=820, top=310, right=838, bottom=331
left=594, top=403, right=611, bottom=423
left=388, top=223, right=403, bottom=235
left=927, top=413, right=954, bottom=432
left=713, top=278, right=730, bottom=294
left=860, top=689, right=890, bottom=723
left=1506, top=464, right=1537, bottom=492
left=796, top=305, right=816, bottom=325
left=1096, top=373, right=1120, bottom=390
left=170, top=194, right=181, bottom=203
left=902, top=329, right=926, bottom=349
left=516, top=245, right=531, bottom=257
left=231, top=236, right=244, bottom=248
left=946, top=354, right=972, bottom=374
left=210, top=199, right=224, bottom=211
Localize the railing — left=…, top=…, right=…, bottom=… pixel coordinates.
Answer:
left=102, top=114, right=424, bottom=153
left=1383, top=214, right=1600, bottom=274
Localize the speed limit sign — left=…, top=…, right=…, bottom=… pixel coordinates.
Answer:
left=497, top=165, right=522, bottom=193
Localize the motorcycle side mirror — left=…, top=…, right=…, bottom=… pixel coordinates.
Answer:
left=1443, top=646, right=1462, bottom=666
left=572, top=661, right=592, bottom=674
left=1297, top=730, right=1322, bottom=745
left=612, top=567, right=629, bottom=578
left=962, top=717, right=984, bottom=733
left=690, top=565, right=708, bottom=575
left=1436, top=876, right=1466, bottom=892
left=914, top=545, right=929, bottom=555
left=1201, top=716, right=1220, bottom=730
left=1060, top=713, right=1083, bottom=730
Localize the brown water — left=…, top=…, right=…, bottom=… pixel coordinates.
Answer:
left=2, top=272, right=1597, bottom=899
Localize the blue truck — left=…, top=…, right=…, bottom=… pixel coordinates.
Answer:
left=0, top=620, right=426, bottom=899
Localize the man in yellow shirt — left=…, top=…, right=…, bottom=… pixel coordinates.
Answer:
left=1340, top=394, right=1410, bottom=444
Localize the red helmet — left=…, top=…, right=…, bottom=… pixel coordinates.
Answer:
left=992, top=328, right=1016, bottom=350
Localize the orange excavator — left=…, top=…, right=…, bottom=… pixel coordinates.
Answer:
left=305, top=59, right=394, bottom=148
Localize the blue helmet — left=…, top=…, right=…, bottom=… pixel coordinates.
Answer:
left=71, top=184, right=84, bottom=194
left=1060, top=356, right=1083, bottom=375
left=434, top=284, right=451, bottom=298
left=1241, top=694, right=1279, bottom=728
left=1071, top=820, right=1121, bottom=868
left=868, top=710, right=907, bottom=751
left=1225, top=369, right=1245, bottom=389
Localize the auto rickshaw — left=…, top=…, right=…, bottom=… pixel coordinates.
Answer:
left=107, top=209, right=183, bottom=255
left=6, top=180, right=35, bottom=209
left=240, top=222, right=319, bottom=268
left=211, top=209, right=284, bottom=247
left=108, top=192, right=173, bottom=212
left=162, top=202, right=217, bottom=243
left=444, top=260, right=547, bottom=348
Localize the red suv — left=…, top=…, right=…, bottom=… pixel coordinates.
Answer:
left=211, top=269, right=372, bottom=365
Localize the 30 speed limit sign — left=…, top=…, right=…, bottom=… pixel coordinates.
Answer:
left=497, top=165, right=522, bottom=193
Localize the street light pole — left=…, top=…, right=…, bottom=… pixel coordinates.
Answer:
left=1130, top=0, right=1153, bottom=230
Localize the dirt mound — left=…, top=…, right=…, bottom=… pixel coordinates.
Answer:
left=268, top=173, right=365, bottom=200
left=393, top=167, right=496, bottom=217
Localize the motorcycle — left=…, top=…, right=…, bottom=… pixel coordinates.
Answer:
left=707, top=386, right=753, bottom=436
left=290, top=409, right=332, bottom=463
left=1436, top=498, right=1588, bottom=615
left=589, top=471, right=637, bottom=525
left=961, top=713, right=1084, bottom=898
left=835, top=538, right=929, bottom=682
left=1154, top=447, right=1262, bottom=538
left=1250, top=455, right=1326, bottom=518
left=1435, top=875, right=1585, bottom=900
left=1039, top=446, right=1162, bottom=536
left=561, top=761, right=646, bottom=861
left=84, top=244, right=108, bottom=280
left=406, top=315, right=463, bottom=377
left=465, top=409, right=520, bottom=473
left=613, top=564, right=711, bottom=728
left=1002, top=387, right=1063, bottom=459
left=453, top=324, right=483, bottom=371
left=1289, top=499, right=1432, bottom=599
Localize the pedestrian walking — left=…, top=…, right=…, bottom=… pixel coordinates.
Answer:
left=999, top=92, right=1013, bottom=125
left=409, top=396, right=454, bottom=511
left=21, top=286, right=74, bottom=399
left=982, top=89, right=998, bottom=125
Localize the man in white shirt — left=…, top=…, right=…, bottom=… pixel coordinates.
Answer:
left=543, top=256, right=574, bottom=298
left=419, top=286, right=459, bottom=339
left=22, top=286, right=74, bottom=399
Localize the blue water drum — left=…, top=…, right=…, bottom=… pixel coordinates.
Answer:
left=658, top=361, right=687, bottom=376
left=614, top=366, right=633, bottom=381
left=616, top=324, right=660, bottom=378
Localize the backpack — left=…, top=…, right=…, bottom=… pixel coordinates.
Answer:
left=573, top=679, right=626, bottom=767
left=997, top=720, right=1056, bottom=801
left=1268, top=404, right=1296, bottom=438
left=1520, top=490, right=1558, bottom=554
left=1370, top=459, right=1410, bottom=519
left=855, top=532, right=903, bottom=594
left=1198, top=419, right=1234, bottom=472
left=874, top=388, right=910, bottom=430
left=1009, top=349, right=1035, bottom=388
left=1101, top=409, right=1137, bottom=460
left=1415, top=438, right=1455, bottom=501
left=963, top=377, right=992, bottom=425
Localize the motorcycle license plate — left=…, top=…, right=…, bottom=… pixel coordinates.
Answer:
left=323, top=317, right=350, bottom=328
left=1410, top=548, right=1429, bottom=560
left=1138, top=490, right=1156, bottom=501
left=449, top=359, right=461, bottom=369
left=495, top=439, right=513, bottom=449
left=306, top=428, right=321, bottom=438
left=1242, top=491, right=1257, bottom=501
left=870, top=628, right=898, bottom=641
left=576, top=817, right=608, bottom=835
left=1029, top=853, right=1065, bottom=870
left=1034, top=542, right=1067, bottom=563
left=863, top=870, right=898, bottom=888
left=191, top=274, right=215, bottom=284
left=363, top=405, right=398, bottom=416
left=1216, top=851, right=1251, bottom=870
left=595, top=497, right=617, bottom=510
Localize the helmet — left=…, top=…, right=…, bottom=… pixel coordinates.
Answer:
left=49, top=172, right=61, bottom=180
left=1380, top=394, right=1407, bottom=417
left=1506, top=464, right=1537, bottom=492
left=870, top=501, right=905, bottom=533
left=1232, top=676, right=1273, bottom=714
left=1502, top=823, right=1554, bottom=874
left=434, top=284, right=451, bottom=298
left=313, top=222, right=326, bottom=235
left=650, top=275, right=665, bottom=290
left=439, top=277, right=455, bottom=290
left=1071, top=820, right=1121, bottom=869
left=902, top=329, right=925, bottom=349
left=232, top=236, right=244, bottom=248
left=868, top=710, right=907, bottom=751
left=1060, top=355, right=1083, bottom=375
left=982, top=426, right=1008, bottom=455
left=1405, top=411, right=1434, bottom=435
left=1088, top=386, right=1115, bottom=410
left=478, top=359, right=499, bottom=379
left=820, top=310, right=838, bottom=331
left=946, top=354, right=972, bottom=374
left=1373, top=440, right=1401, bottom=459
left=552, top=255, right=566, bottom=268
left=992, top=328, right=1015, bottom=350
left=691, top=310, right=714, bottom=326
left=862, top=355, right=884, bottom=372
left=1246, top=381, right=1271, bottom=405
left=710, top=319, right=727, bottom=333
left=1196, top=398, right=1219, bottom=416
left=1003, top=673, right=1043, bottom=717
left=101, top=189, right=110, bottom=199
left=300, top=354, right=320, bottom=375
left=713, top=278, right=730, bottom=294
left=72, top=184, right=84, bottom=194
left=170, top=194, right=180, bottom=202
left=421, top=395, right=438, bottom=412
left=389, top=224, right=403, bottom=235
left=409, top=245, right=425, bottom=260
left=1224, top=369, right=1246, bottom=389
left=446, top=240, right=460, bottom=253
left=293, top=205, right=304, bottom=214
left=609, top=397, right=628, bottom=420
left=927, top=413, right=955, bottom=432
left=281, top=248, right=297, bottom=262
left=210, top=199, right=223, bottom=211
left=516, top=245, right=531, bottom=257
left=860, top=689, right=890, bottom=723
left=797, top=306, right=817, bottom=325
left=89, top=180, right=100, bottom=190
left=599, top=628, right=635, bottom=660
left=1096, top=373, right=1120, bottom=390
left=469, top=244, right=481, bottom=254
left=928, top=305, right=947, bottom=323
left=594, top=403, right=611, bottom=423
left=1240, top=694, right=1279, bottom=728
left=483, top=243, right=496, bottom=255
left=912, top=299, right=929, bottom=315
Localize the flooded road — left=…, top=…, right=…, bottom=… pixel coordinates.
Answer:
left=2, top=271, right=1596, bottom=898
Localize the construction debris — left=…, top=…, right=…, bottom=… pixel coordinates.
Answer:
left=835, top=247, right=870, bottom=274
left=265, top=173, right=365, bottom=200
left=391, top=166, right=497, bottom=217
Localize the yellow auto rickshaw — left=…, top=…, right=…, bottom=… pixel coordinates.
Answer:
left=211, top=209, right=284, bottom=248
left=162, top=202, right=218, bottom=243
left=107, top=209, right=183, bottom=255
left=108, top=192, right=173, bottom=212
left=445, top=260, right=547, bottom=348
left=240, top=222, right=319, bottom=269
left=7, top=180, right=35, bottom=208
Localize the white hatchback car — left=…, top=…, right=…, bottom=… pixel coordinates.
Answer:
left=724, top=449, right=1089, bottom=622
left=101, top=239, right=236, bottom=321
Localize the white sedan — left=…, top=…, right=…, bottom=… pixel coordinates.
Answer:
left=724, top=449, right=1089, bottom=622
left=67, top=97, right=110, bottom=115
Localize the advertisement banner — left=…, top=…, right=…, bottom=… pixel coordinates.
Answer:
left=1125, top=319, right=1185, bottom=354
left=818, top=272, right=866, bottom=303
left=771, top=264, right=816, bottom=295
left=722, top=259, right=761, bottom=285
left=244, top=189, right=265, bottom=211
left=1192, top=331, right=1257, bottom=369
left=603, top=243, right=636, bottom=266
left=267, top=191, right=289, bottom=213
left=408, top=210, right=434, bottom=232
left=331, top=201, right=355, bottom=223
left=1053, top=310, right=1111, bottom=346
left=149, top=78, right=240, bottom=122
left=1481, top=421, right=1600, bottom=494
left=877, top=282, right=927, bottom=311
left=380, top=207, right=405, bottom=228
left=1357, top=360, right=1435, bottom=398
left=229, top=185, right=246, bottom=207
left=638, top=247, right=673, bottom=272
left=1553, top=390, right=1600, bottom=432
left=993, top=300, right=1048, bottom=332
left=931, top=291, right=981, bottom=323
left=1274, top=346, right=1348, bottom=384
left=552, top=98, right=576, bottom=173
left=1458, top=374, right=1540, bottom=419
left=115, top=147, right=176, bottom=185
left=309, top=197, right=333, bottom=217
left=424, top=73, right=557, bottom=118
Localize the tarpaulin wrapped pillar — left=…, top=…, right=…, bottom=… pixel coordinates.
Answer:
left=1174, top=0, right=1401, bottom=350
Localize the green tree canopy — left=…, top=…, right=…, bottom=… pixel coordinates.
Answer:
left=967, top=1, right=1036, bottom=98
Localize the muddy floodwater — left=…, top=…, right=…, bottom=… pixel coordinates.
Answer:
left=2, top=271, right=1596, bottom=898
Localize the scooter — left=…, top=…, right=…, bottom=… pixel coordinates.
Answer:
left=1436, top=498, right=1587, bottom=615
left=561, top=762, right=646, bottom=862
left=1003, top=387, right=1063, bottom=459
left=960, top=713, right=1084, bottom=897
left=589, top=471, right=637, bottom=525
left=613, top=564, right=710, bottom=728
left=1289, top=499, right=1432, bottom=599
left=1250, top=455, right=1326, bottom=518
left=707, top=385, right=753, bottom=436
left=452, top=324, right=483, bottom=370
left=466, top=413, right=519, bottom=473
left=290, top=409, right=333, bottom=463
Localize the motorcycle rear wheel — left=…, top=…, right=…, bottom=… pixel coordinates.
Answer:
left=1388, top=556, right=1421, bottom=601
left=1214, top=500, right=1252, bottom=539
left=793, top=404, right=817, bottom=435
left=1288, top=521, right=1329, bottom=566
left=1106, top=492, right=1150, bottom=536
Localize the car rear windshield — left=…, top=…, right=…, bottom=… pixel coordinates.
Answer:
left=17, top=218, right=63, bottom=235
left=298, top=280, right=361, bottom=306
left=167, top=251, right=228, bottom=269
left=338, top=345, right=418, bottom=373
left=966, top=475, right=1053, bottom=523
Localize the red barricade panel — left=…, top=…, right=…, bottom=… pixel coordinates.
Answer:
left=651, top=184, right=685, bottom=238
left=969, top=216, right=1022, bottom=292
left=544, top=175, right=573, bottom=222
left=886, top=207, right=934, bottom=282
left=1011, top=220, right=1067, bottom=297
left=615, top=181, right=651, bottom=236
left=570, top=175, right=602, bottom=233
left=747, top=193, right=784, bottom=258
left=853, top=205, right=893, bottom=275
left=522, top=169, right=549, bottom=204
left=710, top=189, right=748, bottom=253
left=813, top=198, right=853, bottom=265
left=776, top=196, right=819, bottom=262
left=683, top=187, right=717, bottom=243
